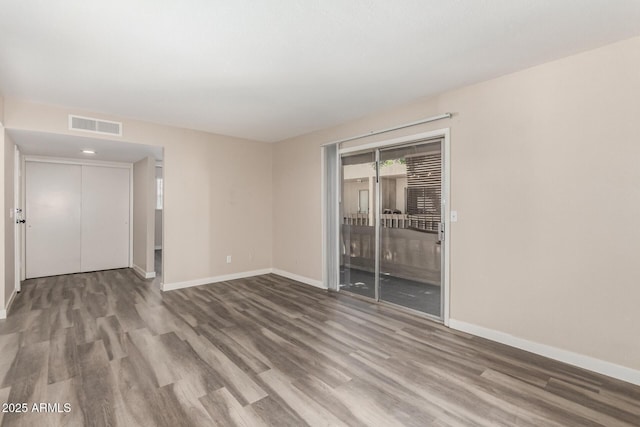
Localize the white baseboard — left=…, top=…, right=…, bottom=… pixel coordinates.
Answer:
left=0, top=289, right=17, bottom=319
left=132, top=264, right=156, bottom=280
left=449, top=319, right=640, bottom=387
left=162, top=268, right=273, bottom=291
left=271, top=268, right=326, bottom=289
left=161, top=267, right=326, bottom=292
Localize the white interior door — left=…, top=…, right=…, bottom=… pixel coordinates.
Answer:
left=26, top=162, right=82, bottom=278
left=81, top=165, right=130, bottom=272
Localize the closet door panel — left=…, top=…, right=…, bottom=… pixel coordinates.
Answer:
left=81, top=166, right=130, bottom=272
left=25, top=162, right=82, bottom=278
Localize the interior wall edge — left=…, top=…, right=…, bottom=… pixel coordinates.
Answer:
left=449, top=319, right=640, bottom=387
left=132, top=264, right=155, bottom=280
left=0, top=287, right=15, bottom=319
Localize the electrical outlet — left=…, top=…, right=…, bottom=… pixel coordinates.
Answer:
left=226, top=255, right=232, bottom=264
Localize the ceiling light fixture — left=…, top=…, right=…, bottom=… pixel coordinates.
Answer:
left=82, top=149, right=96, bottom=155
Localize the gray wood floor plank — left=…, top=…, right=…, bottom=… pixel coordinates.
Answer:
left=257, top=368, right=350, bottom=427
left=0, top=386, right=9, bottom=426
left=0, top=333, right=20, bottom=387
left=76, top=340, right=119, bottom=427
left=47, top=326, right=78, bottom=384
left=246, top=395, right=309, bottom=427
left=0, top=268, right=638, bottom=426
left=2, top=371, right=49, bottom=427
left=186, top=332, right=267, bottom=406
left=125, top=327, right=183, bottom=388
left=109, top=357, right=163, bottom=427
left=45, top=378, right=84, bottom=427
left=199, top=387, right=265, bottom=427
left=290, top=374, right=370, bottom=427
left=197, top=324, right=271, bottom=376
left=95, top=316, right=127, bottom=361
left=71, top=307, right=98, bottom=345
left=2, top=341, right=48, bottom=388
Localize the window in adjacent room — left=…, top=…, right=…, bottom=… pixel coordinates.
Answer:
left=156, top=177, right=163, bottom=209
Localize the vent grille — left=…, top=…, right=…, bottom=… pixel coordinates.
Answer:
left=69, top=115, right=122, bottom=136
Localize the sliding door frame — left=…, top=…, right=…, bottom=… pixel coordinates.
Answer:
left=333, top=128, right=451, bottom=325
left=321, top=144, right=341, bottom=291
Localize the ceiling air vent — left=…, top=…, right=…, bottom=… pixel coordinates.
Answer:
left=69, top=115, right=122, bottom=136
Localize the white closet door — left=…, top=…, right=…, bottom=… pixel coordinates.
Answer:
left=26, top=162, right=82, bottom=278
left=81, top=165, right=130, bottom=272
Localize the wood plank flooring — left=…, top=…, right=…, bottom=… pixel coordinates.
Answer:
left=0, top=269, right=639, bottom=426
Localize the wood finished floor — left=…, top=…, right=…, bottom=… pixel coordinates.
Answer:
left=0, top=270, right=639, bottom=427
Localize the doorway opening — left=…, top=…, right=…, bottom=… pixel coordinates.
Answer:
left=10, top=129, right=164, bottom=288
left=155, top=162, right=164, bottom=280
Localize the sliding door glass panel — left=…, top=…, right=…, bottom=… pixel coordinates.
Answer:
left=378, top=140, right=443, bottom=317
left=340, top=151, right=376, bottom=298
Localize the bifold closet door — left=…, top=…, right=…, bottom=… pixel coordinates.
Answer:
left=26, top=162, right=82, bottom=278
left=26, top=162, right=130, bottom=279
left=81, top=165, right=130, bottom=272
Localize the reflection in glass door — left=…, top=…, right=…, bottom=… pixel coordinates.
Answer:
left=379, top=141, right=442, bottom=317
left=340, top=151, right=377, bottom=299
left=339, top=139, right=444, bottom=319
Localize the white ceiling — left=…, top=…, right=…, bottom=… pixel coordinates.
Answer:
left=9, top=130, right=162, bottom=163
left=1, top=1, right=640, bottom=142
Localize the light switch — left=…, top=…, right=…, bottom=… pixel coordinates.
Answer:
left=450, top=210, right=458, bottom=222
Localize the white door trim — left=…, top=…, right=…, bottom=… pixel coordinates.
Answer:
left=24, top=155, right=131, bottom=169
left=320, top=144, right=341, bottom=292
left=129, top=166, right=134, bottom=268
left=14, top=146, right=21, bottom=294
left=332, top=127, right=451, bottom=326
left=20, top=154, right=26, bottom=281
left=339, top=128, right=449, bottom=154
left=442, top=128, right=451, bottom=326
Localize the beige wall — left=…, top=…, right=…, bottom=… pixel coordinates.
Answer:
left=3, top=99, right=273, bottom=285
left=133, top=156, right=155, bottom=275
left=273, top=36, right=640, bottom=371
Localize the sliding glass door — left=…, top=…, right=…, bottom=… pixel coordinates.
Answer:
left=340, top=151, right=377, bottom=299
left=378, top=141, right=442, bottom=317
left=339, top=138, right=444, bottom=319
